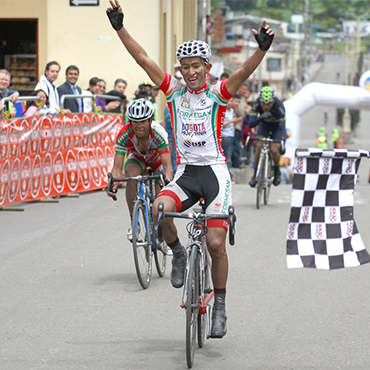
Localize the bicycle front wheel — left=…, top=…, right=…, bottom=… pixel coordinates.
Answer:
left=186, top=245, right=200, bottom=368
left=132, top=199, right=152, bottom=289
left=264, top=155, right=272, bottom=205
left=154, top=238, right=167, bottom=277
left=198, top=245, right=211, bottom=348
left=256, top=154, right=265, bottom=209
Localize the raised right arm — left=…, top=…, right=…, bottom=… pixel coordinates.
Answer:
left=107, top=0, right=165, bottom=87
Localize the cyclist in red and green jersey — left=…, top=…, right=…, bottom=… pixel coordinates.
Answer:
left=107, top=0, right=274, bottom=338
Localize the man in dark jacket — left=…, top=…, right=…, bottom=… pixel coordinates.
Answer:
left=57, top=65, right=83, bottom=113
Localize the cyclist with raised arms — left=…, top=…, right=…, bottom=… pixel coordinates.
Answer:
left=108, top=98, right=173, bottom=241
left=106, top=0, right=274, bottom=338
left=248, top=86, right=286, bottom=187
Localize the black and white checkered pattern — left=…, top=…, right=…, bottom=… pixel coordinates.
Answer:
left=286, top=148, right=370, bottom=269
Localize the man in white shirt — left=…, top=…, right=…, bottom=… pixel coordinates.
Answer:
left=35, top=61, right=71, bottom=115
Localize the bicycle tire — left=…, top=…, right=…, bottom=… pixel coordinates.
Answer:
left=154, top=239, right=167, bottom=277
left=186, top=245, right=199, bottom=368
left=198, top=244, right=210, bottom=348
left=256, top=153, right=265, bottom=209
left=264, top=155, right=272, bottom=205
left=132, top=199, right=152, bottom=289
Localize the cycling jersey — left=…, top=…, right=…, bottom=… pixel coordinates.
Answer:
left=115, top=121, right=169, bottom=166
left=159, top=73, right=233, bottom=166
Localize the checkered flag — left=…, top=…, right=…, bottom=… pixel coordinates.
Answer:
left=286, top=148, right=370, bottom=269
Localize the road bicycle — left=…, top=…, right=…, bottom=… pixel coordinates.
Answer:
left=157, top=200, right=236, bottom=368
left=107, top=170, right=166, bottom=289
left=247, top=135, right=284, bottom=209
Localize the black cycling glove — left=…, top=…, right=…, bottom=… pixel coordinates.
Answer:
left=259, top=111, right=273, bottom=121
left=254, top=26, right=274, bottom=51
left=107, top=6, right=124, bottom=31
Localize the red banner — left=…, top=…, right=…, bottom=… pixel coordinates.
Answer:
left=0, top=113, right=123, bottom=208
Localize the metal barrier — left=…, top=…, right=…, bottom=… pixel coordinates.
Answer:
left=0, top=93, right=124, bottom=118
left=0, top=96, right=41, bottom=118
left=60, top=94, right=124, bottom=113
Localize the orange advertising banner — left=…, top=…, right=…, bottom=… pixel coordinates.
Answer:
left=0, top=113, right=123, bottom=208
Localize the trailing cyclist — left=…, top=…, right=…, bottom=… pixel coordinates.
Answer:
left=106, top=0, right=274, bottom=338
left=248, top=86, right=286, bottom=187
left=107, top=98, right=173, bottom=240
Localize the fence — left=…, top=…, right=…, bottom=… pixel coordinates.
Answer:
left=0, top=113, right=124, bottom=208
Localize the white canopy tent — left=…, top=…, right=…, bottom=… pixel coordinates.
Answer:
left=283, top=82, right=370, bottom=168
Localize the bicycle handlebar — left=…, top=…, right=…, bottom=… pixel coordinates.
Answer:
left=107, top=171, right=165, bottom=202
left=157, top=202, right=236, bottom=246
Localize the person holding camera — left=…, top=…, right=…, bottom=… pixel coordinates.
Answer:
left=248, top=86, right=286, bottom=187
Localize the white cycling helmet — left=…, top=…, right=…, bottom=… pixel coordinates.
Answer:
left=127, top=99, right=154, bottom=122
left=176, top=40, right=212, bottom=64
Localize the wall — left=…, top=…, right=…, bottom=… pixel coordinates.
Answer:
left=1, top=0, right=208, bottom=121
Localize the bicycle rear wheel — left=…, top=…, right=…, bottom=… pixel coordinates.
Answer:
left=186, top=245, right=199, bottom=368
left=154, top=238, right=167, bottom=277
left=132, top=199, right=152, bottom=289
left=264, top=156, right=272, bottom=205
left=256, top=154, right=265, bottom=209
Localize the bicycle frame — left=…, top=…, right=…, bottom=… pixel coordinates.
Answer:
left=180, top=213, right=214, bottom=317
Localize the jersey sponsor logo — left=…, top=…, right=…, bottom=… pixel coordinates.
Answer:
left=178, top=110, right=211, bottom=120
left=181, top=122, right=207, bottom=137
left=181, top=99, right=190, bottom=109
left=221, top=179, right=231, bottom=213
left=183, top=140, right=206, bottom=148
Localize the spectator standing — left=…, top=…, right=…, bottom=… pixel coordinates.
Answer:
left=57, top=65, right=83, bottom=113
left=0, top=69, right=19, bottom=118
left=35, top=61, right=68, bottom=115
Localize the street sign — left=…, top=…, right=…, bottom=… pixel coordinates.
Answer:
left=70, top=0, right=99, bottom=6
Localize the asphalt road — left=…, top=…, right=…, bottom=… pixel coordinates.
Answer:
left=1, top=53, right=370, bottom=370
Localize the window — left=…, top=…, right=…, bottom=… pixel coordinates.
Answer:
left=267, top=58, right=281, bottom=72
